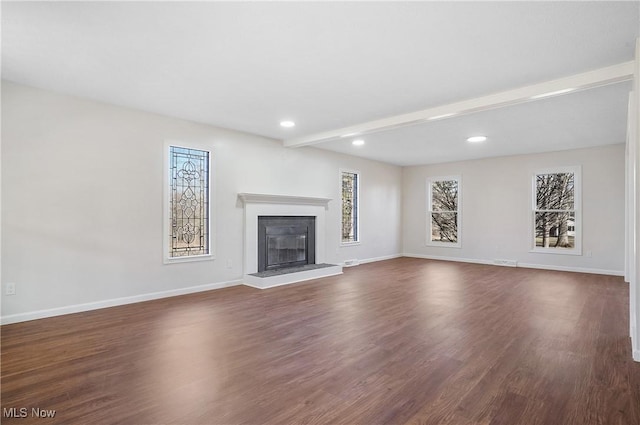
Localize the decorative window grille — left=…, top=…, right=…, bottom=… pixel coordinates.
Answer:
left=168, top=146, right=210, bottom=258
left=427, top=177, right=460, bottom=247
left=532, top=167, right=581, bottom=254
left=341, top=171, right=359, bottom=243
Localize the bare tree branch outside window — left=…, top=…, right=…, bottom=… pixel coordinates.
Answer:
left=534, top=172, right=575, bottom=248
left=430, top=179, right=458, bottom=243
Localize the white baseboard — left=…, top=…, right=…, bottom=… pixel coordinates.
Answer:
left=1, top=279, right=243, bottom=325
left=634, top=349, right=640, bottom=362
left=402, top=253, right=493, bottom=266
left=517, top=262, right=624, bottom=276
left=402, top=253, right=624, bottom=276
left=2, top=254, right=623, bottom=325
left=341, top=253, right=403, bottom=267
left=359, top=253, right=403, bottom=264
left=1, top=254, right=402, bottom=324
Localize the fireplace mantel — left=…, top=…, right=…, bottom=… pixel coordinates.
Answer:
left=238, top=193, right=331, bottom=207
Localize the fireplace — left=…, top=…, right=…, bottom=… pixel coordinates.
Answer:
left=258, top=216, right=315, bottom=272
left=239, top=193, right=341, bottom=288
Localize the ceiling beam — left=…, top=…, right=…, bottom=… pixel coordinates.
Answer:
left=283, top=61, right=634, bottom=148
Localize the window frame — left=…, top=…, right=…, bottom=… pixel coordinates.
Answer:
left=163, top=140, right=215, bottom=264
left=426, top=175, right=461, bottom=248
left=530, top=165, right=582, bottom=256
left=340, top=169, right=361, bottom=246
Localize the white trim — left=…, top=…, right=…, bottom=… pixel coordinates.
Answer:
left=633, top=324, right=638, bottom=361
left=528, top=248, right=582, bottom=256
left=243, top=265, right=343, bottom=290
left=284, top=61, right=634, bottom=147
left=530, top=165, right=582, bottom=256
left=0, top=279, right=243, bottom=325
left=403, top=253, right=492, bottom=266
left=240, top=199, right=329, bottom=275
left=428, top=241, right=463, bottom=249
left=632, top=38, right=640, bottom=363
left=244, top=254, right=402, bottom=287
left=340, top=253, right=403, bottom=267
left=426, top=175, right=461, bottom=248
left=0, top=254, right=400, bottom=325
left=163, top=140, right=216, bottom=264
left=625, top=91, right=633, bottom=283
left=340, top=168, right=361, bottom=245
left=517, top=262, right=623, bottom=276
left=359, top=253, right=403, bottom=264
left=339, top=241, right=361, bottom=247
left=238, top=193, right=331, bottom=207
left=402, top=253, right=623, bottom=276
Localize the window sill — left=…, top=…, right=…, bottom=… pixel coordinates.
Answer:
left=340, top=241, right=361, bottom=247
left=164, top=254, right=215, bottom=264
left=529, top=248, right=582, bottom=256
left=426, top=242, right=461, bottom=249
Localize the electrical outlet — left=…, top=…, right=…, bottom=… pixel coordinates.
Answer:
left=586, top=250, right=592, bottom=257
left=226, top=260, right=233, bottom=269
left=5, top=282, right=16, bottom=296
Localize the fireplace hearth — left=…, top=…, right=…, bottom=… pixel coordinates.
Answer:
left=258, top=216, right=315, bottom=272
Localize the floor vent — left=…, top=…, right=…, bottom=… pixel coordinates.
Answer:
left=344, top=259, right=360, bottom=267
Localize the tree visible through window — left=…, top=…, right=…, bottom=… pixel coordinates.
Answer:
left=534, top=171, right=575, bottom=249
left=341, top=171, right=359, bottom=243
left=428, top=177, right=460, bottom=245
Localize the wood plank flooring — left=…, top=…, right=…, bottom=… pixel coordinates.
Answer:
left=2, top=257, right=639, bottom=424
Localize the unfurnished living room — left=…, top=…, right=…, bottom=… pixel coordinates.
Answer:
left=1, top=1, right=640, bottom=424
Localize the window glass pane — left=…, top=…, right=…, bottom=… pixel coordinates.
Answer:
left=431, top=212, right=458, bottom=243
left=431, top=180, right=458, bottom=212
left=535, top=211, right=575, bottom=248
left=169, top=146, right=209, bottom=257
left=342, top=172, right=358, bottom=242
left=536, top=172, right=574, bottom=210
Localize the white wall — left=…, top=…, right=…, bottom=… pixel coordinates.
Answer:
left=0, top=82, right=402, bottom=322
left=403, top=145, right=626, bottom=275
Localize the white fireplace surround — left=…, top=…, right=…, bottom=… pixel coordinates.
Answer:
left=238, top=193, right=342, bottom=288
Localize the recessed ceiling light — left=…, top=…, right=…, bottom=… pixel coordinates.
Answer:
left=427, top=112, right=458, bottom=121
left=352, top=139, right=365, bottom=146
left=467, top=136, right=487, bottom=143
left=280, top=120, right=295, bottom=128
left=530, top=88, right=576, bottom=99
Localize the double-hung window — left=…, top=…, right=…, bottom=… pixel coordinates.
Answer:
left=427, top=176, right=460, bottom=247
left=341, top=170, right=359, bottom=244
left=532, top=166, right=581, bottom=255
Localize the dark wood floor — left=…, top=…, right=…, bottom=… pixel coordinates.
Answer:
left=2, top=257, right=639, bottom=424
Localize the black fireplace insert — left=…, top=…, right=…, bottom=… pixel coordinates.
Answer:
left=257, top=216, right=316, bottom=272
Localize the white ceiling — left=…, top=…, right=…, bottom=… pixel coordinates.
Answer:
left=320, top=82, right=633, bottom=166
left=2, top=1, right=639, bottom=166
